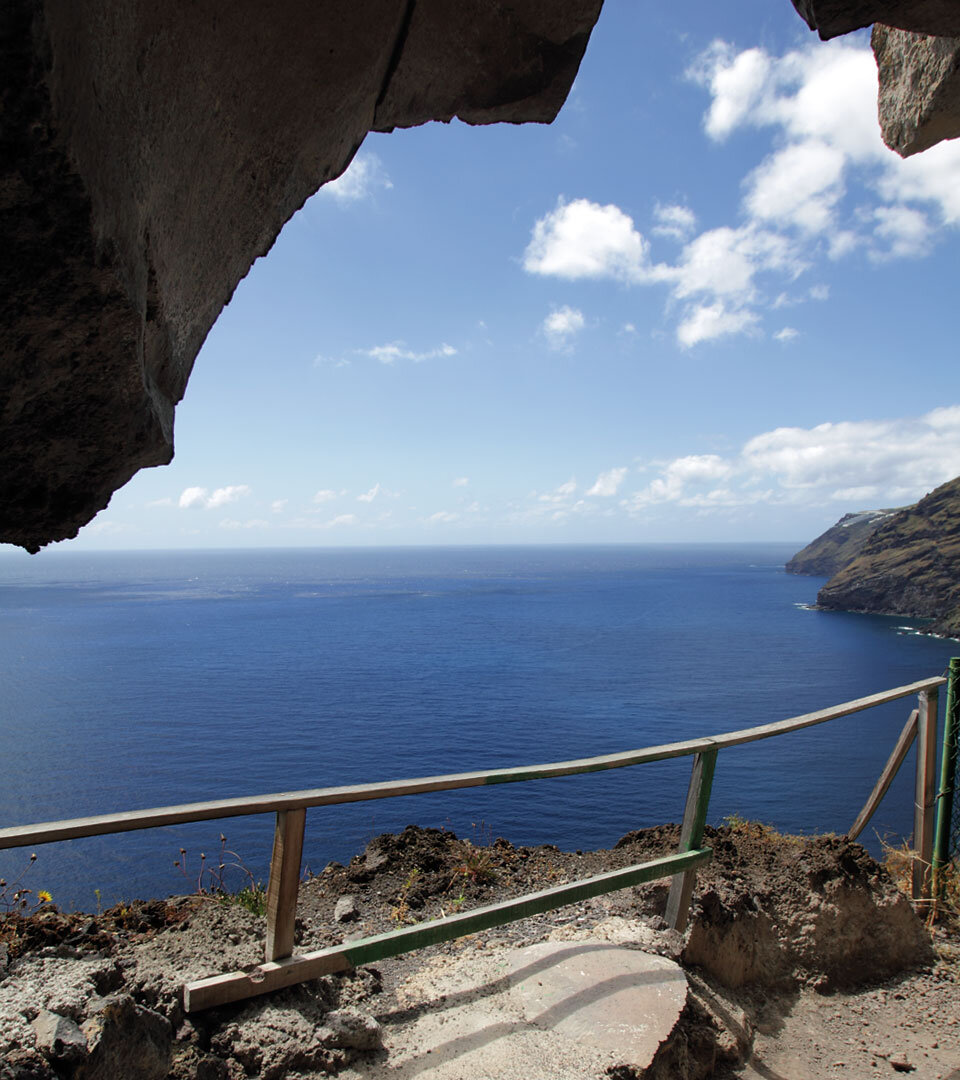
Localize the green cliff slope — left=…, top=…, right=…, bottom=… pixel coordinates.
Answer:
left=815, top=475, right=960, bottom=636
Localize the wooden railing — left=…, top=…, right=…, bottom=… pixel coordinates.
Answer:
left=0, top=676, right=944, bottom=1012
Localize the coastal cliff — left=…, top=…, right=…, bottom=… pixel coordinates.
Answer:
left=785, top=508, right=904, bottom=577
left=793, top=476, right=960, bottom=636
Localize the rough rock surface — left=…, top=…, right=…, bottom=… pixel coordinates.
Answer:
left=815, top=474, right=960, bottom=636
left=874, top=25, right=960, bottom=155
left=1, top=0, right=601, bottom=551
left=791, top=0, right=960, bottom=40
left=786, top=507, right=905, bottom=577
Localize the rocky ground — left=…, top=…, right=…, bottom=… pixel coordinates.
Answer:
left=1, top=823, right=957, bottom=1079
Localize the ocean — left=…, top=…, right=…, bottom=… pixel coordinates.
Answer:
left=0, top=544, right=953, bottom=912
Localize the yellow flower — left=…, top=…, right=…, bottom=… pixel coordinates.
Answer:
left=36, top=890, right=52, bottom=903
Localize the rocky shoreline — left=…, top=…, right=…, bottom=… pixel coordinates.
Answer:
left=1, top=822, right=957, bottom=1079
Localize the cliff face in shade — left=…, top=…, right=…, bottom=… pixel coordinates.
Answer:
left=0, top=0, right=601, bottom=552
left=814, top=476, right=960, bottom=636
left=785, top=508, right=906, bottom=578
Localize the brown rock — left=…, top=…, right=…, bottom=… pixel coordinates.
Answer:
left=874, top=26, right=960, bottom=155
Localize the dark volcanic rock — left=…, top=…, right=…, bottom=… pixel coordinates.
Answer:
left=816, top=475, right=960, bottom=636
left=1, top=0, right=601, bottom=551
left=786, top=507, right=906, bottom=577
left=791, top=0, right=960, bottom=40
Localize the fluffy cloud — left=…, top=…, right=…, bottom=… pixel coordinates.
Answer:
left=542, top=305, right=585, bottom=349
left=524, top=38, right=960, bottom=347
left=357, top=483, right=381, bottom=503
left=319, top=152, right=392, bottom=202
left=178, top=485, right=251, bottom=510
left=587, top=467, right=627, bottom=497
left=313, top=489, right=337, bottom=504
left=676, top=302, right=759, bottom=347
left=524, top=198, right=649, bottom=282
left=360, top=342, right=457, bottom=364
left=774, top=327, right=799, bottom=342
left=624, top=406, right=960, bottom=513
left=652, top=203, right=697, bottom=240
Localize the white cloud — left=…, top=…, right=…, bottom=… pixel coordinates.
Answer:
left=319, top=152, right=392, bottom=203
left=206, top=486, right=252, bottom=509
left=270, top=499, right=288, bottom=514
left=178, top=487, right=208, bottom=510
left=774, top=327, right=799, bottom=342
left=693, top=43, right=773, bottom=140
left=523, top=38, right=960, bottom=350
left=326, top=514, right=357, bottom=528
left=357, top=483, right=381, bottom=503
left=313, top=489, right=337, bottom=504
left=360, top=342, right=457, bottom=365
left=624, top=406, right=960, bottom=515
left=452, top=477, right=469, bottom=487
left=427, top=511, right=459, bottom=523
left=676, top=302, right=759, bottom=347
left=652, top=203, right=697, bottom=240
left=872, top=206, right=932, bottom=259
left=744, top=140, right=846, bottom=233
left=537, top=478, right=577, bottom=503
left=587, top=467, right=628, bottom=497
left=524, top=198, right=650, bottom=283
left=542, top=305, right=585, bottom=349
left=219, top=518, right=268, bottom=530
left=178, top=485, right=251, bottom=510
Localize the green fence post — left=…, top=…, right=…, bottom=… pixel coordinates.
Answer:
left=933, top=657, right=960, bottom=894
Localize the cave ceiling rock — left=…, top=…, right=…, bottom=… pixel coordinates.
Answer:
left=1, top=0, right=601, bottom=552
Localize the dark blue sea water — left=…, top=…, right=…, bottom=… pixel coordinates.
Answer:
left=0, top=544, right=954, bottom=911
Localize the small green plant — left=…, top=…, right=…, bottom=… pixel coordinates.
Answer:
left=0, top=853, right=53, bottom=914
left=174, top=834, right=267, bottom=917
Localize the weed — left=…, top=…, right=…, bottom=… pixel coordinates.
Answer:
left=453, top=840, right=497, bottom=886
left=0, top=853, right=53, bottom=914
left=390, top=867, right=421, bottom=925
left=174, top=834, right=267, bottom=917
left=879, top=834, right=959, bottom=930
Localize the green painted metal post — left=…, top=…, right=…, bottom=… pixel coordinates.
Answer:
left=933, top=657, right=960, bottom=891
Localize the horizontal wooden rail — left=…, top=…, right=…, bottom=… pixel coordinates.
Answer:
left=184, top=846, right=712, bottom=1011
left=0, top=677, right=943, bottom=851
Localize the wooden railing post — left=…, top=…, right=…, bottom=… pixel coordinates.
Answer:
left=912, top=688, right=938, bottom=906
left=665, top=748, right=717, bottom=932
left=265, top=808, right=306, bottom=961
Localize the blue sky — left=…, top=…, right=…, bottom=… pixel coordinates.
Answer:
left=45, top=1, right=960, bottom=550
